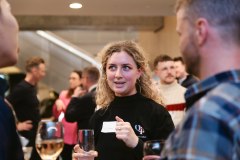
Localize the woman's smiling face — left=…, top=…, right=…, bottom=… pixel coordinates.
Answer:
left=106, top=51, right=142, bottom=97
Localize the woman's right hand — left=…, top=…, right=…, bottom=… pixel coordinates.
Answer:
left=73, top=144, right=98, bottom=160
left=72, top=86, right=87, bottom=97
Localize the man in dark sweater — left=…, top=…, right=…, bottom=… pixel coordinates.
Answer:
left=7, top=57, right=46, bottom=160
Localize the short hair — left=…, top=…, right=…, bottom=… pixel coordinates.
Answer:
left=96, top=40, right=163, bottom=107
left=173, top=56, right=185, bottom=64
left=82, top=67, right=100, bottom=83
left=153, top=55, right=173, bottom=69
left=25, top=57, right=45, bottom=72
left=175, top=0, right=240, bottom=44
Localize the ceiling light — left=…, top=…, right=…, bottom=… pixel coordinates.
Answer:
left=69, top=3, right=82, bottom=9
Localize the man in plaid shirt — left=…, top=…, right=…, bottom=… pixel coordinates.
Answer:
left=144, top=0, right=240, bottom=159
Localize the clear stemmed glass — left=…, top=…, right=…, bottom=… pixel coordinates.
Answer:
left=35, top=120, right=64, bottom=160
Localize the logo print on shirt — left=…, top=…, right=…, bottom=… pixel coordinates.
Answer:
left=135, top=125, right=145, bottom=135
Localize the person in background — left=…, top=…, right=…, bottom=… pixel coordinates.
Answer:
left=39, top=90, right=59, bottom=119
left=6, top=56, right=46, bottom=160
left=52, top=70, right=82, bottom=160
left=65, top=67, right=100, bottom=130
left=173, top=56, right=198, bottom=88
left=145, top=0, right=240, bottom=159
left=4, top=99, right=33, bottom=132
left=153, top=55, right=186, bottom=126
left=73, top=40, right=174, bottom=160
left=0, top=0, right=24, bottom=159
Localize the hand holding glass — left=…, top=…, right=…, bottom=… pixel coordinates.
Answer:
left=35, top=121, right=64, bottom=160
left=143, top=140, right=164, bottom=160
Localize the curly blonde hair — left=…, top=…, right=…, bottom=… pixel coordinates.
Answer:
left=96, top=40, right=163, bottom=108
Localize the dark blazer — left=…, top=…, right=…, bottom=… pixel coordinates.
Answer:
left=65, top=87, right=97, bottom=130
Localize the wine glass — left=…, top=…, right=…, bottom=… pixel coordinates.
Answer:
left=78, top=129, right=95, bottom=154
left=143, top=140, right=165, bottom=159
left=35, top=120, right=64, bottom=160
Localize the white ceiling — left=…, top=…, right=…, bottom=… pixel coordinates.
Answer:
left=9, top=0, right=176, bottom=16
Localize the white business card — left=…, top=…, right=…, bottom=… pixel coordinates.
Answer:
left=101, top=121, right=117, bottom=133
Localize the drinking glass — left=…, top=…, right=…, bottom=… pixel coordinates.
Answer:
left=35, top=120, right=64, bottom=160
left=78, top=129, right=95, bottom=153
left=143, top=140, right=165, bottom=157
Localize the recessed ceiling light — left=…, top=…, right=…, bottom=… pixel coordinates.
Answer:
left=69, top=3, right=82, bottom=9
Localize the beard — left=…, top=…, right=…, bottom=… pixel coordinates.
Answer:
left=181, top=35, right=200, bottom=77
left=184, top=52, right=200, bottom=77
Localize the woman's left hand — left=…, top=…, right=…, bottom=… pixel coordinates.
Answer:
left=115, top=116, right=139, bottom=148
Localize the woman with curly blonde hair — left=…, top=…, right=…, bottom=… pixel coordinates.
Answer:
left=96, top=40, right=163, bottom=108
left=73, top=40, right=174, bottom=160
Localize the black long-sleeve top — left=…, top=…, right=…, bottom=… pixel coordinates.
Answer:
left=90, top=93, right=174, bottom=160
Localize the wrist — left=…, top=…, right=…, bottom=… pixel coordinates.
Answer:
left=17, top=123, right=22, bottom=131
left=130, top=136, right=139, bottom=148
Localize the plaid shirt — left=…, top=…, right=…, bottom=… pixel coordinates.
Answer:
left=161, top=70, right=240, bottom=160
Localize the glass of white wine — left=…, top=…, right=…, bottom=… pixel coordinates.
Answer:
left=35, top=120, right=64, bottom=160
